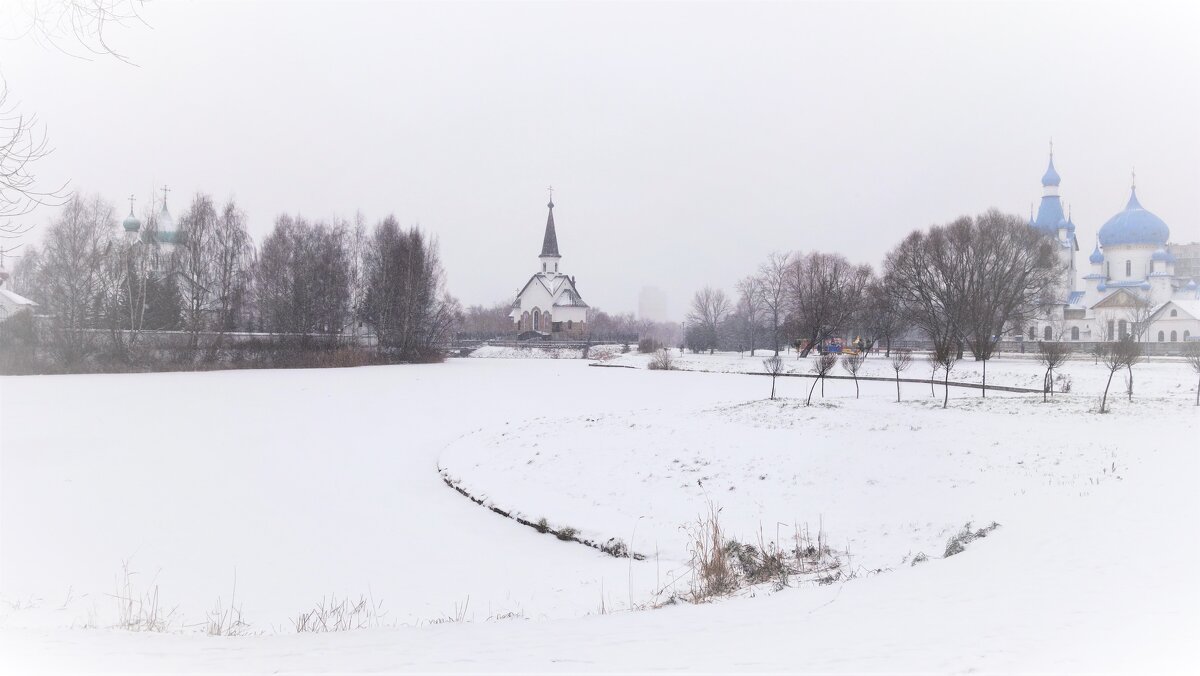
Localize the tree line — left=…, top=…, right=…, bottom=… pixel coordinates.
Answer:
left=686, top=209, right=1064, bottom=381
left=5, top=192, right=460, bottom=371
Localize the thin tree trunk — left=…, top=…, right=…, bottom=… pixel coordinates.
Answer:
left=854, top=376, right=859, bottom=399
left=806, top=377, right=818, bottom=406
left=982, top=359, right=987, bottom=398
left=1101, top=370, right=1114, bottom=413
left=895, top=373, right=901, bottom=403
left=770, top=376, right=776, bottom=400
left=943, top=369, right=950, bottom=408
left=1126, top=365, right=1133, bottom=401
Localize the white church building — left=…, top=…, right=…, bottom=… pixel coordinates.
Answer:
left=509, top=194, right=589, bottom=338
left=1026, top=152, right=1200, bottom=344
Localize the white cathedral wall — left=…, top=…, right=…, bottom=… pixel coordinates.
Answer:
left=1102, top=245, right=1156, bottom=284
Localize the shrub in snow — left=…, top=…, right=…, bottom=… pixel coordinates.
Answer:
left=648, top=348, right=675, bottom=371
left=943, top=521, right=1000, bottom=558
left=556, top=526, right=578, bottom=541
left=293, top=594, right=387, bottom=633
left=535, top=518, right=550, bottom=533
left=600, top=538, right=629, bottom=558
left=638, top=338, right=663, bottom=353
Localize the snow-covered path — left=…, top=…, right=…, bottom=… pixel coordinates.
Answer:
left=2, top=358, right=1198, bottom=673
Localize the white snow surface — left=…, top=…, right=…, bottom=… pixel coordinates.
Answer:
left=2, top=358, right=1198, bottom=673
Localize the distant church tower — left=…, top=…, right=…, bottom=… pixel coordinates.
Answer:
left=1029, top=144, right=1080, bottom=294
left=509, top=190, right=589, bottom=337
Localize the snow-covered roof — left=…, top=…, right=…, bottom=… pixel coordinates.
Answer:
left=1151, top=299, right=1200, bottom=322
left=0, top=287, right=37, bottom=307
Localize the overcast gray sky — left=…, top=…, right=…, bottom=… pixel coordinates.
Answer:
left=4, top=1, right=1198, bottom=319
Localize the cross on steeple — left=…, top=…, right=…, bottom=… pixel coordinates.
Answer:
left=1049, top=138, right=1053, bottom=158
left=128, top=194, right=136, bottom=213
left=1131, top=168, right=1136, bottom=190
left=546, top=184, right=554, bottom=207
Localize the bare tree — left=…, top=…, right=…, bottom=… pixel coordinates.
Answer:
left=38, top=194, right=114, bottom=364
left=686, top=286, right=731, bottom=355
left=884, top=219, right=973, bottom=383
left=762, top=354, right=784, bottom=400
left=787, top=252, right=871, bottom=357
left=960, top=210, right=1062, bottom=397
left=176, top=193, right=221, bottom=349
left=932, top=339, right=959, bottom=409
left=361, top=217, right=459, bottom=359
left=840, top=351, right=865, bottom=398
left=1099, top=337, right=1142, bottom=413
left=860, top=277, right=908, bottom=356
left=255, top=214, right=351, bottom=336
left=211, top=199, right=253, bottom=337
left=755, top=251, right=791, bottom=355
left=10, top=1, right=145, bottom=62
left=806, top=351, right=837, bottom=406
left=734, top=276, right=763, bottom=356
left=1184, top=341, right=1200, bottom=407
left=1123, top=291, right=1154, bottom=344
left=1, top=2, right=146, bottom=257
left=1037, top=340, right=1071, bottom=402
left=890, top=349, right=913, bottom=403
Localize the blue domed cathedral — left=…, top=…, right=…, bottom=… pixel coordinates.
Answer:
left=1026, top=150, right=1199, bottom=345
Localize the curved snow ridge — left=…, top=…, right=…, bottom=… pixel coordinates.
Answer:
left=437, top=463, right=646, bottom=561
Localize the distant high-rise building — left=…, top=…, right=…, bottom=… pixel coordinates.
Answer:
left=638, top=286, right=668, bottom=322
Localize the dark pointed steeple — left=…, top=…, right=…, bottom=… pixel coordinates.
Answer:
left=540, top=190, right=560, bottom=258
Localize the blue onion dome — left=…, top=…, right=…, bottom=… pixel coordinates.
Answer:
left=1089, top=242, right=1104, bottom=264
left=122, top=209, right=142, bottom=232
left=1042, top=156, right=1061, bottom=187
left=1097, top=282, right=1107, bottom=292
left=1151, top=248, right=1169, bottom=261
left=1187, top=279, right=1198, bottom=290
left=1099, top=187, right=1170, bottom=247
left=1139, top=280, right=1152, bottom=291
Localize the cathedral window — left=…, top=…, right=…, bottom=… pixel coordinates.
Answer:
left=1171, top=331, right=1178, bottom=342
left=1125, top=260, right=1131, bottom=276
left=1071, top=327, right=1079, bottom=341
left=1170, top=309, right=1178, bottom=317
left=1118, top=320, right=1128, bottom=339
left=1158, top=331, right=1165, bottom=342
left=1028, top=326, right=1036, bottom=340
left=1043, top=326, right=1052, bottom=341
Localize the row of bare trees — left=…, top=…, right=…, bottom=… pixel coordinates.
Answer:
left=687, top=251, right=898, bottom=358
left=7, top=192, right=460, bottom=369
left=687, top=209, right=1065, bottom=406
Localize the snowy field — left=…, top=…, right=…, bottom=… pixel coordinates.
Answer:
left=2, top=358, right=1198, bottom=673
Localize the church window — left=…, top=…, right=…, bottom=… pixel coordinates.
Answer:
left=542, top=262, right=547, bottom=272
left=1186, top=331, right=1192, bottom=340
left=567, top=320, right=573, bottom=329
left=1107, top=319, right=1115, bottom=340
left=1125, top=260, right=1131, bottom=276
left=1158, top=331, right=1165, bottom=342
left=1171, top=331, right=1178, bottom=342
left=1170, top=309, right=1178, bottom=317
left=1106, top=262, right=1110, bottom=278
left=1118, top=320, right=1128, bottom=339
left=1043, top=326, right=1052, bottom=340
left=1028, top=326, right=1036, bottom=339
left=1071, top=327, right=1079, bottom=340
